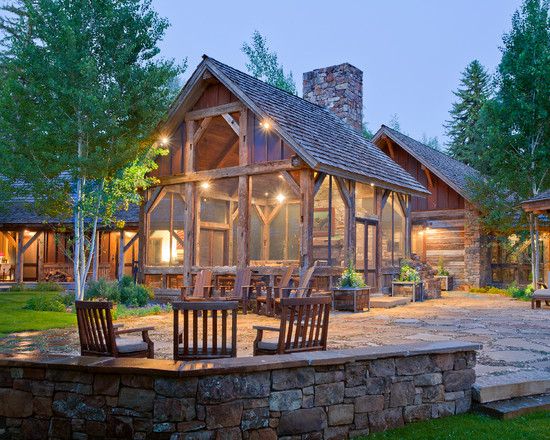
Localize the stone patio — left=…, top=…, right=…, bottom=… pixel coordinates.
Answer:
left=1, top=291, right=549, bottom=380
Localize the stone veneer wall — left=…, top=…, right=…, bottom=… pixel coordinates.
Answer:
left=303, top=63, right=363, bottom=132
left=0, top=342, right=478, bottom=440
left=464, top=202, right=492, bottom=288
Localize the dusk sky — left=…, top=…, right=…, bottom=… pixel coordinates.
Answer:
left=153, top=0, right=522, bottom=148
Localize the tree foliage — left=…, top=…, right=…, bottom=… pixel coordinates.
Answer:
left=0, top=0, right=182, bottom=298
left=242, top=30, right=297, bottom=94
left=469, top=0, right=550, bottom=285
left=445, top=60, right=492, bottom=166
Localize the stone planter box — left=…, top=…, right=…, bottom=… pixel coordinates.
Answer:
left=331, top=287, right=370, bottom=312
left=435, top=275, right=453, bottom=291
left=391, top=281, right=424, bottom=302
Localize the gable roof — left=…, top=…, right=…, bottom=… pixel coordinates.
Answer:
left=163, top=56, right=429, bottom=197
left=372, top=125, right=481, bottom=202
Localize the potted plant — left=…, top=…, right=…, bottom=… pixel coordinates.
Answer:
left=331, top=265, right=370, bottom=312
left=392, top=262, right=423, bottom=302
left=434, top=256, right=453, bottom=291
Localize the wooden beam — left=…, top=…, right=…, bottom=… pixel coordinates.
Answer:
left=335, top=177, right=352, bottom=208
left=280, top=171, right=301, bottom=198
left=15, top=230, right=23, bottom=283
left=211, top=138, right=239, bottom=169
left=157, top=159, right=300, bottom=186
left=343, top=180, right=356, bottom=267
left=192, top=117, right=212, bottom=145
left=137, top=196, right=146, bottom=283
left=171, top=230, right=184, bottom=246
left=144, top=186, right=164, bottom=214
left=313, top=172, right=326, bottom=196
left=21, top=230, right=40, bottom=253
left=221, top=113, right=240, bottom=136
left=421, top=165, right=434, bottom=188
left=299, top=168, right=314, bottom=276
left=384, top=137, right=395, bottom=160
left=123, top=232, right=138, bottom=252
left=405, top=195, right=412, bottom=257
left=184, top=120, right=196, bottom=174
left=4, top=231, right=16, bottom=248
left=183, top=182, right=195, bottom=285
left=185, top=102, right=243, bottom=121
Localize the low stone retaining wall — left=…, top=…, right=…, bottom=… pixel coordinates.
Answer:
left=0, top=341, right=479, bottom=439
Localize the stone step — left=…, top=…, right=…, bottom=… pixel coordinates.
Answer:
left=370, top=296, right=410, bottom=308
left=473, top=371, right=550, bottom=403
left=475, top=394, right=550, bottom=420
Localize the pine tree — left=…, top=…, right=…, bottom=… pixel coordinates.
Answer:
left=242, top=31, right=297, bottom=94
left=445, top=60, right=491, bottom=166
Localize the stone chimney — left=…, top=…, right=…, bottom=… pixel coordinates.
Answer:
left=303, top=63, right=363, bottom=131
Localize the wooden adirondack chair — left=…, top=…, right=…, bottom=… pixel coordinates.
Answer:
left=75, top=301, right=155, bottom=358
left=181, top=269, right=214, bottom=301
left=255, top=265, right=296, bottom=315
left=281, top=266, right=316, bottom=298
left=253, top=296, right=331, bottom=355
left=173, top=300, right=238, bottom=360
left=219, top=267, right=254, bottom=314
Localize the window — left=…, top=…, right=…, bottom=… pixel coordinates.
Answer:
left=313, top=175, right=347, bottom=266
left=356, top=182, right=375, bottom=217
left=250, top=173, right=301, bottom=263
left=381, top=193, right=406, bottom=267
left=197, top=178, right=238, bottom=266
left=147, top=188, right=185, bottom=266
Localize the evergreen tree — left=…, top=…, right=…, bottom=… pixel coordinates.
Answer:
left=242, top=31, right=297, bottom=94
left=445, top=60, right=491, bottom=166
left=473, top=0, right=550, bottom=287
left=0, top=0, right=182, bottom=298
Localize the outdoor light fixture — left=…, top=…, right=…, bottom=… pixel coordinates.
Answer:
left=370, top=182, right=375, bottom=187
left=159, top=136, right=169, bottom=146
left=290, top=155, right=301, bottom=167
left=260, top=120, right=271, bottom=130
left=200, top=181, right=210, bottom=190
left=276, top=193, right=286, bottom=203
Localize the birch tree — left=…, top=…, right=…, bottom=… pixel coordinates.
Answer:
left=0, top=0, right=181, bottom=298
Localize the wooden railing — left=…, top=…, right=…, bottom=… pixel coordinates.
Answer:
left=42, top=262, right=113, bottom=281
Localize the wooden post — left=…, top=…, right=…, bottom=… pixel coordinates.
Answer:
left=118, top=230, right=125, bottom=280
left=340, top=179, right=356, bottom=267
left=183, top=183, right=195, bottom=285
left=15, top=229, right=24, bottom=283
left=375, top=189, right=386, bottom=290
left=183, top=120, right=196, bottom=284
left=300, top=168, right=314, bottom=276
left=237, top=109, right=249, bottom=269
left=37, top=232, right=44, bottom=281
left=405, top=195, right=412, bottom=258
left=137, top=194, right=147, bottom=284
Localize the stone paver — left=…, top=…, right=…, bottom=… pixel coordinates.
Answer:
left=1, top=291, right=549, bottom=380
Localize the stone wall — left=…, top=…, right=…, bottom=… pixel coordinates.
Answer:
left=464, top=202, right=492, bottom=288
left=0, top=342, right=479, bottom=439
left=303, top=63, right=363, bottom=132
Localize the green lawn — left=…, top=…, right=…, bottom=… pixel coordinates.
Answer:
left=362, top=412, right=550, bottom=440
left=0, top=291, right=76, bottom=336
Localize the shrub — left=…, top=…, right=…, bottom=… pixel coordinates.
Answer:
left=85, top=276, right=153, bottom=307
left=338, top=265, right=367, bottom=288
left=437, top=256, right=449, bottom=276
left=34, top=281, right=64, bottom=292
left=24, top=294, right=67, bottom=312
left=397, top=264, right=420, bottom=282
left=113, top=303, right=171, bottom=319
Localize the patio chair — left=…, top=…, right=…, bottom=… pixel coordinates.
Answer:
left=172, top=300, right=238, bottom=360
left=218, top=267, right=254, bottom=314
left=281, top=265, right=316, bottom=298
left=532, top=289, right=550, bottom=309
left=253, top=295, right=331, bottom=355
left=255, top=265, right=296, bottom=315
left=181, top=269, right=214, bottom=301
left=75, top=300, right=154, bottom=358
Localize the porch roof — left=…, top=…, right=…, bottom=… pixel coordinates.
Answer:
left=522, top=189, right=550, bottom=213
left=163, top=56, right=430, bottom=197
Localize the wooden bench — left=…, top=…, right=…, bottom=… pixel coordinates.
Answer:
left=532, top=289, right=550, bottom=309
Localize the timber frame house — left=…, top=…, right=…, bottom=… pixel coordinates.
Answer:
left=140, top=56, right=429, bottom=295
left=373, top=125, right=549, bottom=288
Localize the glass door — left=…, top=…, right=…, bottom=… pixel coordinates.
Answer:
left=356, top=219, right=377, bottom=288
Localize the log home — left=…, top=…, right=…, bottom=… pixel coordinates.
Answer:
left=0, top=201, right=139, bottom=283
left=141, top=57, right=430, bottom=296
left=372, top=125, right=548, bottom=288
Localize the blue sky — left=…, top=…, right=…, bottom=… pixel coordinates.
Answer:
left=153, top=0, right=521, bottom=148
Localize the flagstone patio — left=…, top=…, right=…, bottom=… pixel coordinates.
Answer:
left=1, top=291, right=549, bottom=379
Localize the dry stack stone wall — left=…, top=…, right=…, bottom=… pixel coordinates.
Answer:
left=0, top=342, right=478, bottom=439
left=464, top=202, right=492, bottom=288
left=303, top=63, right=363, bottom=132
